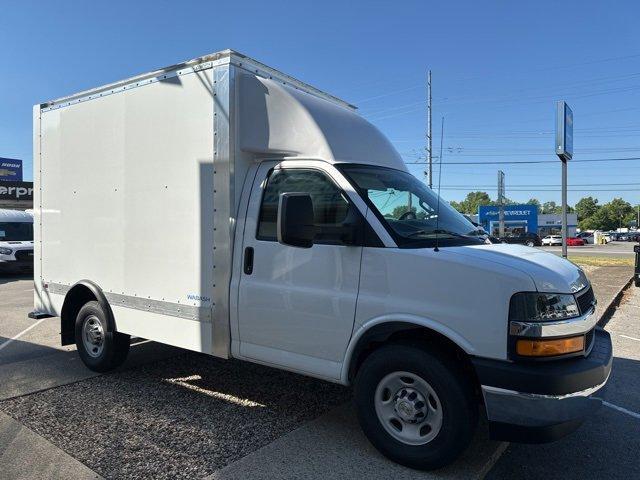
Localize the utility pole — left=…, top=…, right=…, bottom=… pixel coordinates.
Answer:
left=498, top=170, right=505, bottom=237
left=426, top=70, right=433, bottom=188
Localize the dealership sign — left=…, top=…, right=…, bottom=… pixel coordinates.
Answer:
left=478, top=204, right=538, bottom=234
left=0, top=158, right=23, bottom=181
left=555, top=101, right=573, bottom=161
left=0, top=181, right=33, bottom=201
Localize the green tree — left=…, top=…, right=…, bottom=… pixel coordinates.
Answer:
left=453, top=191, right=493, bottom=214
left=541, top=200, right=574, bottom=215
left=542, top=201, right=560, bottom=214
left=527, top=198, right=541, bottom=212
left=575, top=197, right=600, bottom=230
left=583, top=198, right=633, bottom=230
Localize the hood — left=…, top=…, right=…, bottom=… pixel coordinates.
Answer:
left=0, top=240, right=34, bottom=250
left=450, top=244, right=588, bottom=293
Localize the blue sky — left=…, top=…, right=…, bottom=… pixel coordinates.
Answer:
left=1, top=0, right=639, bottom=206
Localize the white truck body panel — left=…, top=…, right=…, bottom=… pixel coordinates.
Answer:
left=34, top=50, right=403, bottom=360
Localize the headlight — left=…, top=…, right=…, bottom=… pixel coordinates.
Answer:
left=509, top=292, right=579, bottom=322
left=0, top=247, right=13, bottom=255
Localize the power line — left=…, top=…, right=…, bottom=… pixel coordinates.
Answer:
left=443, top=182, right=640, bottom=187
left=439, top=187, right=640, bottom=192
left=405, top=156, right=640, bottom=165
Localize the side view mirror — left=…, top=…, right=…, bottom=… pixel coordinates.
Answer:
left=277, top=193, right=316, bottom=248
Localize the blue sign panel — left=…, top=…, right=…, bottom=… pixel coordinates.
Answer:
left=555, top=101, right=573, bottom=161
left=478, top=204, right=538, bottom=236
left=0, top=158, right=23, bottom=181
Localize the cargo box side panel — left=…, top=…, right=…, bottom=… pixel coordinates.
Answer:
left=40, top=70, right=215, bottom=353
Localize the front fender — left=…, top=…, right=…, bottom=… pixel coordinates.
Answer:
left=340, top=313, right=475, bottom=385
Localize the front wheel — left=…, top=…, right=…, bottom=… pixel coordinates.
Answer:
left=75, top=301, right=130, bottom=372
left=354, top=344, right=477, bottom=470
left=526, top=240, right=534, bottom=247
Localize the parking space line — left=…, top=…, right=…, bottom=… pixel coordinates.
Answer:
left=602, top=401, right=640, bottom=420
left=619, top=334, right=640, bottom=342
left=0, top=318, right=47, bottom=354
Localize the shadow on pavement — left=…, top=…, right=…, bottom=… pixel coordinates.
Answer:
left=0, top=272, right=33, bottom=285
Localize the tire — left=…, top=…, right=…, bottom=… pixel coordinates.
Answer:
left=75, top=300, right=130, bottom=372
left=526, top=241, right=534, bottom=247
left=354, top=343, right=477, bottom=470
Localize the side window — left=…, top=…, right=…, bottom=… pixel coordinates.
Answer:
left=257, top=169, right=351, bottom=244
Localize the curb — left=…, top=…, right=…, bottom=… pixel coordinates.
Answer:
left=597, top=275, right=634, bottom=328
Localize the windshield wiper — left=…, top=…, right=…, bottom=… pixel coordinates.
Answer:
left=406, top=229, right=467, bottom=239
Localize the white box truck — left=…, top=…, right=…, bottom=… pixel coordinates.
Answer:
left=31, top=50, right=611, bottom=469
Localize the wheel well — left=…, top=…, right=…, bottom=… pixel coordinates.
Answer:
left=60, top=284, right=98, bottom=345
left=348, top=322, right=480, bottom=395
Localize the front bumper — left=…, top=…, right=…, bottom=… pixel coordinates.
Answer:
left=473, top=328, right=612, bottom=443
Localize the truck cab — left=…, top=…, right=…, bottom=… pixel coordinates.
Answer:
left=0, top=209, right=34, bottom=272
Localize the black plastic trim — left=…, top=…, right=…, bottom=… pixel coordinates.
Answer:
left=488, top=418, right=584, bottom=443
left=473, top=328, right=612, bottom=396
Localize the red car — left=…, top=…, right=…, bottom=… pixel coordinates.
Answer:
left=567, top=237, right=585, bottom=246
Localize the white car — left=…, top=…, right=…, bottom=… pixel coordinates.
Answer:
left=542, top=235, right=563, bottom=246
left=0, top=209, right=34, bottom=271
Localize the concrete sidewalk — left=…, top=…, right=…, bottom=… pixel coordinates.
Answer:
left=208, top=403, right=506, bottom=480
left=0, top=411, right=101, bottom=480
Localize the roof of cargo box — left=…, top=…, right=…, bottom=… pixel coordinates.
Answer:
left=39, top=49, right=356, bottom=111
left=238, top=74, right=405, bottom=169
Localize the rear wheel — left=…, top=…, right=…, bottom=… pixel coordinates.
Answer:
left=354, top=344, right=477, bottom=470
left=75, top=301, right=130, bottom=372
left=526, top=240, right=534, bottom=247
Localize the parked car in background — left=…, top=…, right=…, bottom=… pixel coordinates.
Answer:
left=602, top=233, right=612, bottom=243
left=500, top=232, right=542, bottom=247
left=567, top=237, right=585, bottom=246
left=542, top=235, right=563, bottom=246
left=0, top=209, right=34, bottom=272
left=577, top=232, right=594, bottom=244
left=620, top=232, right=639, bottom=242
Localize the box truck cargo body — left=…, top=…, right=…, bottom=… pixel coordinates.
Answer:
left=33, top=50, right=612, bottom=469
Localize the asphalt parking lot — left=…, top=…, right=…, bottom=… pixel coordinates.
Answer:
left=1, top=267, right=639, bottom=479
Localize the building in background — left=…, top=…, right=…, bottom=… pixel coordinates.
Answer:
left=0, top=157, right=23, bottom=181
left=0, top=158, right=33, bottom=210
left=477, top=204, right=577, bottom=238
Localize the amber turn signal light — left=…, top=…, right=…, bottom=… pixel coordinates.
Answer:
left=516, top=336, right=585, bottom=357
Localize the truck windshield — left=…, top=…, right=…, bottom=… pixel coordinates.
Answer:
left=338, top=164, right=485, bottom=248
left=0, top=222, right=33, bottom=242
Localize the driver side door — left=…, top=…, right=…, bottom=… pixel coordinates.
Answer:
left=237, top=162, right=364, bottom=379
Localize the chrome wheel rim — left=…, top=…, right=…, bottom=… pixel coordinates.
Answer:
left=374, top=371, right=443, bottom=445
left=82, top=315, right=105, bottom=358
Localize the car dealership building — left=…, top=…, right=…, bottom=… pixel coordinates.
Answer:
left=0, top=158, right=33, bottom=211
left=475, top=204, right=577, bottom=238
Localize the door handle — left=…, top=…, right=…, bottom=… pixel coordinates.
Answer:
left=244, top=247, right=254, bottom=275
